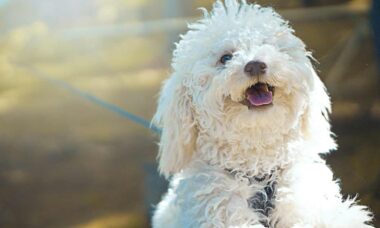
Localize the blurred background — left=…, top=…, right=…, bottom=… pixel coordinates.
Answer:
left=0, top=0, right=379, bottom=227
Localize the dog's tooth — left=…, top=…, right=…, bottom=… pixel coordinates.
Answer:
left=263, top=84, right=269, bottom=92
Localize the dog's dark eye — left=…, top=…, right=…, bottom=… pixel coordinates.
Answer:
left=220, top=54, right=233, bottom=64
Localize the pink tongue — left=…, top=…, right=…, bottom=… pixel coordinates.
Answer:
left=247, top=91, right=273, bottom=106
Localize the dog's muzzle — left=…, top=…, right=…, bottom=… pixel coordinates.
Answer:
left=240, top=61, right=275, bottom=108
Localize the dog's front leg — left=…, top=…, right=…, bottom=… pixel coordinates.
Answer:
left=272, top=161, right=373, bottom=228
left=153, top=171, right=267, bottom=228
left=180, top=178, right=266, bottom=227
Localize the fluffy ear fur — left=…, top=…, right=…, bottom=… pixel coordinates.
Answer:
left=152, top=74, right=197, bottom=178
left=301, top=64, right=337, bottom=153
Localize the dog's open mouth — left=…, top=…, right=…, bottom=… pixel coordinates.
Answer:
left=241, top=82, right=275, bottom=108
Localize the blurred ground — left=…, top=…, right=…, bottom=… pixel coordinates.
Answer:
left=0, top=0, right=379, bottom=227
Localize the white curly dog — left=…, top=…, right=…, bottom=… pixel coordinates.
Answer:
left=152, top=1, right=373, bottom=227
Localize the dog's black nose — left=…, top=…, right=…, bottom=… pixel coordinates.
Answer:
left=244, top=61, right=267, bottom=77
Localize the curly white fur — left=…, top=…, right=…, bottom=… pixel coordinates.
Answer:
left=152, top=1, right=373, bottom=227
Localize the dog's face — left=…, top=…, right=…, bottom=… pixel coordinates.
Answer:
left=154, top=0, right=335, bottom=177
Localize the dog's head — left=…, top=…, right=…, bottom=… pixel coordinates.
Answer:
left=154, top=0, right=336, bottom=177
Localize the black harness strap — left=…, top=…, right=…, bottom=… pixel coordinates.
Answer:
left=226, top=169, right=278, bottom=228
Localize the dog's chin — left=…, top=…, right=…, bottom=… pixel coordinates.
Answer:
left=239, top=82, right=275, bottom=110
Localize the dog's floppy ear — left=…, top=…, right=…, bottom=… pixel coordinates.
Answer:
left=152, top=74, right=197, bottom=178
left=301, top=65, right=337, bottom=153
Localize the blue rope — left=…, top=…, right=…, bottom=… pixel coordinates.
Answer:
left=18, top=64, right=162, bottom=134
